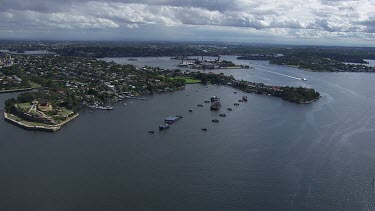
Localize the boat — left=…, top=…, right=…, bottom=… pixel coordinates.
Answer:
left=234, top=103, right=240, bottom=106
left=197, top=104, right=203, bottom=107
left=127, top=58, right=139, bottom=61
left=159, top=124, right=170, bottom=131
left=178, top=61, right=194, bottom=67
left=242, top=96, right=248, bottom=102
left=88, top=105, right=114, bottom=110
left=202, top=128, right=208, bottom=131
left=164, top=116, right=182, bottom=124
left=212, top=119, right=219, bottom=123
left=227, top=108, right=232, bottom=111
left=210, top=96, right=221, bottom=110
left=301, top=78, right=307, bottom=81
left=148, top=130, right=155, bottom=134
left=189, top=109, right=193, bottom=112
left=234, top=91, right=238, bottom=94
left=219, top=114, right=226, bottom=117
left=238, top=99, right=244, bottom=102
left=204, top=100, right=210, bottom=103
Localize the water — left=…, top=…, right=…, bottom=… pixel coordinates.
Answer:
left=1, top=57, right=375, bottom=210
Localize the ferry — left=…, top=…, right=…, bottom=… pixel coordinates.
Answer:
left=178, top=61, right=194, bottom=67
left=164, top=116, right=182, bottom=124
left=210, top=96, right=221, bottom=110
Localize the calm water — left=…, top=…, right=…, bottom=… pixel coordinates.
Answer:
left=2, top=57, right=375, bottom=210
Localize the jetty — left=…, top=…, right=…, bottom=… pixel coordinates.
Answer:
left=125, top=96, right=148, bottom=100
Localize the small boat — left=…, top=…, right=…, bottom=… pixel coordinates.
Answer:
left=197, top=104, right=203, bottom=107
left=202, top=128, right=208, bottom=131
left=234, top=91, right=238, bottom=94
left=148, top=130, right=155, bottom=134
left=238, top=100, right=244, bottom=102
left=242, top=96, right=248, bottom=102
left=177, top=115, right=183, bottom=119
left=212, top=119, right=219, bottom=123
left=189, top=109, right=193, bottom=112
left=227, top=108, right=232, bottom=111
left=234, top=103, right=240, bottom=106
left=219, top=114, right=226, bottom=117
left=204, top=100, right=210, bottom=103
left=159, top=124, right=170, bottom=131
left=301, top=78, right=307, bottom=81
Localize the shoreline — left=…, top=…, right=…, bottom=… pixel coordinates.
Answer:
left=4, top=112, right=79, bottom=132
left=0, top=88, right=33, bottom=94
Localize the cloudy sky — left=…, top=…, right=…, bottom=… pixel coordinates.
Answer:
left=0, top=0, right=374, bottom=46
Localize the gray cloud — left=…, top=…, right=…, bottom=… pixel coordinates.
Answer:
left=0, top=0, right=374, bottom=42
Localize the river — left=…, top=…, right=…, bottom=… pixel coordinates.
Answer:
left=1, top=56, right=375, bottom=210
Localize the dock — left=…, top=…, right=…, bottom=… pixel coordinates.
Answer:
left=125, top=96, right=148, bottom=100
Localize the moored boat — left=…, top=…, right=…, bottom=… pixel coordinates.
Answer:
left=159, top=124, right=170, bottom=130
left=210, top=96, right=221, bottom=110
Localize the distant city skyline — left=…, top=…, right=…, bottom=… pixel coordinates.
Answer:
left=1, top=0, right=374, bottom=47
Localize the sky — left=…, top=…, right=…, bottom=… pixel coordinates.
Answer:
left=0, top=0, right=375, bottom=46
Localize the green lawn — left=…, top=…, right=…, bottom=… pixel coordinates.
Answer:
left=57, top=107, right=73, bottom=116
left=18, top=102, right=32, bottom=111
left=28, top=81, right=42, bottom=89
left=169, top=77, right=201, bottom=84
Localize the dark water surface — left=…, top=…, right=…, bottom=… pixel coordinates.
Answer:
left=1, top=57, right=375, bottom=210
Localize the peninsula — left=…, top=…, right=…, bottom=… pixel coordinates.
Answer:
left=1, top=51, right=320, bottom=132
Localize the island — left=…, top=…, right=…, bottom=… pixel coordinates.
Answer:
left=190, top=72, right=320, bottom=104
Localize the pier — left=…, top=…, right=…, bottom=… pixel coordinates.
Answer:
left=125, top=96, right=148, bottom=100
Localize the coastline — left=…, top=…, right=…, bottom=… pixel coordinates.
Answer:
left=0, top=88, right=33, bottom=94
left=4, top=112, right=79, bottom=132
